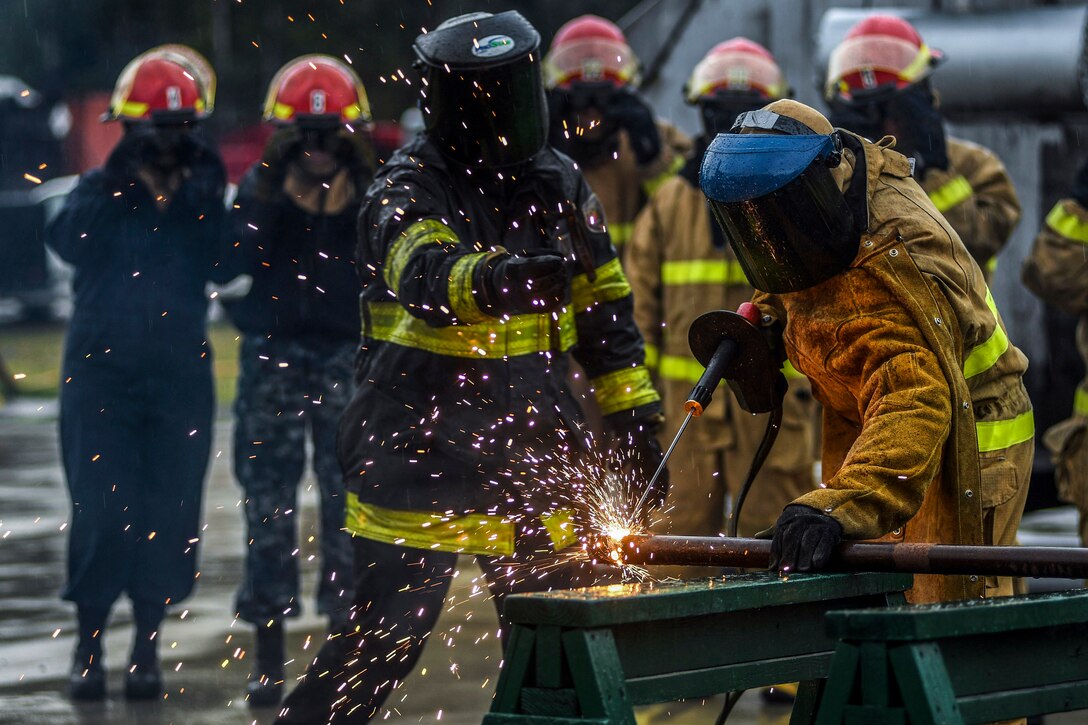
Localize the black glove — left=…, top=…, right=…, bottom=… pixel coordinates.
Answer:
left=254, top=125, right=303, bottom=201
left=606, top=90, right=661, bottom=167
left=613, top=415, right=668, bottom=509
left=480, top=251, right=569, bottom=315
left=105, top=124, right=159, bottom=181
left=332, top=127, right=376, bottom=179
left=888, top=83, right=947, bottom=173
left=1071, top=159, right=1088, bottom=209
left=826, top=100, right=884, bottom=143
left=769, top=505, right=843, bottom=573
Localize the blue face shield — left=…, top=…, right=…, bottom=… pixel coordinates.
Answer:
left=700, top=131, right=858, bottom=294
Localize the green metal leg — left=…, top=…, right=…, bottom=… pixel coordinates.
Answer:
left=815, top=642, right=860, bottom=725
left=888, top=642, right=964, bottom=725
left=562, top=628, right=636, bottom=725
left=491, top=625, right=537, bottom=713
left=790, top=679, right=826, bottom=725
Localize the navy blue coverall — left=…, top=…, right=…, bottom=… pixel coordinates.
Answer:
left=48, top=148, right=228, bottom=612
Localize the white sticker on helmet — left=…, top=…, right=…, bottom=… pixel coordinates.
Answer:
left=166, top=86, right=182, bottom=110
left=472, top=35, right=516, bottom=58
left=311, top=89, right=327, bottom=114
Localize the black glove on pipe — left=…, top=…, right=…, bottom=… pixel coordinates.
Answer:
left=769, top=504, right=843, bottom=573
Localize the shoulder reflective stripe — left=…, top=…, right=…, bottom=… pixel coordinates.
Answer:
left=975, top=409, right=1034, bottom=453
left=590, top=365, right=660, bottom=416
left=540, top=509, right=580, bottom=551
left=963, top=289, right=1009, bottom=380
left=345, top=494, right=579, bottom=555
left=447, top=252, right=490, bottom=325
left=661, top=259, right=749, bottom=286
left=384, top=219, right=459, bottom=291
left=610, top=221, right=634, bottom=247
left=658, top=353, right=802, bottom=384
left=928, top=175, right=973, bottom=213
left=642, top=155, right=686, bottom=198
left=1075, top=386, right=1088, bottom=417
left=984, top=257, right=997, bottom=276
left=346, top=493, right=516, bottom=556
left=1046, top=201, right=1088, bottom=245
left=365, top=300, right=577, bottom=358
left=571, top=257, right=632, bottom=310
left=644, top=343, right=660, bottom=371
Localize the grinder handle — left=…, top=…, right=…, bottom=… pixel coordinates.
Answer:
left=684, top=338, right=738, bottom=416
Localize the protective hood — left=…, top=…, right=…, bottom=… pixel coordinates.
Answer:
left=414, top=11, right=547, bottom=168
left=700, top=131, right=859, bottom=293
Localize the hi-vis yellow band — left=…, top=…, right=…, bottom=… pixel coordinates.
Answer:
left=661, top=259, right=749, bottom=286
left=447, top=252, right=492, bottom=325
left=571, top=257, right=632, bottom=311
left=644, top=343, right=660, bottom=371
left=590, top=365, right=660, bottom=416
left=963, top=289, right=1009, bottom=380
left=365, top=301, right=577, bottom=358
left=1075, top=386, right=1088, bottom=418
left=976, top=410, right=1034, bottom=453
left=928, top=175, right=973, bottom=213
left=610, top=221, right=633, bottom=248
left=654, top=352, right=804, bottom=384
left=385, top=219, right=458, bottom=291
left=642, top=155, right=686, bottom=199
left=345, top=494, right=579, bottom=556
left=1046, top=201, right=1088, bottom=244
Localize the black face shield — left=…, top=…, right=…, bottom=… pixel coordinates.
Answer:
left=700, top=122, right=858, bottom=294
left=414, top=12, right=548, bottom=169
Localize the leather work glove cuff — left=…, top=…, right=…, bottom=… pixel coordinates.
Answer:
left=769, top=504, right=843, bottom=574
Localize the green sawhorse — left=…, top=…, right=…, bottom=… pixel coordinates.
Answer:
left=484, top=571, right=912, bottom=724
left=816, top=588, right=1088, bottom=724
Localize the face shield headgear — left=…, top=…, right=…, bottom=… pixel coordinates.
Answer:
left=700, top=110, right=858, bottom=293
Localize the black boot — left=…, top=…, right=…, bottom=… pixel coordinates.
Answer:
left=125, top=601, right=163, bottom=700
left=69, top=605, right=109, bottom=701
left=247, top=621, right=285, bottom=707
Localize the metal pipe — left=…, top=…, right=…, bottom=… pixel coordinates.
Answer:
left=621, top=535, right=1088, bottom=580
left=814, top=6, right=1088, bottom=115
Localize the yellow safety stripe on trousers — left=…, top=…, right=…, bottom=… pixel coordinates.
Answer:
left=975, top=409, right=1034, bottom=453
left=1046, top=201, right=1088, bottom=244
left=610, top=221, right=633, bottom=248
left=384, top=219, right=459, bottom=291
left=644, top=343, right=660, bottom=371
left=661, top=259, right=750, bottom=286
left=590, top=365, right=660, bottom=416
left=1075, top=386, right=1088, bottom=417
left=447, top=252, right=491, bottom=325
left=657, top=353, right=805, bottom=384
left=365, top=300, right=577, bottom=358
left=345, top=494, right=579, bottom=556
left=641, top=155, right=686, bottom=199
left=963, top=289, right=1009, bottom=379
left=928, top=175, right=974, bottom=213
left=570, top=257, right=632, bottom=310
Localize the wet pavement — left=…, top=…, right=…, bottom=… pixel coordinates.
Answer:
left=0, top=401, right=791, bottom=724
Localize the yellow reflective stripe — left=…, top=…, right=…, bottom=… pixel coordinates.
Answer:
left=901, top=43, right=936, bottom=83
left=1046, top=201, right=1088, bottom=244
left=658, top=353, right=803, bottom=384
left=1075, top=386, right=1088, bottom=417
left=928, top=175, right=973, bottom=213
left=590, top=365, right=660, bottom=416
left=963, top=289, right=1009, bottom=379
left=540, top=509, right=580, bottom=551
left=570, top=257, right=631, bottom=310
left=384, top=219, right=458, bottom=291
left=610, top=221, right=634, bottom=247
left=345, top=494, right=579, bottom=556
left=118, top=100, right=150, bottom=118
left=975, top=409, right=1034, bottom=453
left=365, top=301, right=576, bottom=358
left=984, top=257, right=997, bottom=276
left=272, top=101, right=295, bottom=121
left=644, top=343, right=659, bottom=371
left=661, top=259, right=749, bottom=286
left=447, top=252, right=490, bottom=325
left=642, top=155, right=686, bottom=198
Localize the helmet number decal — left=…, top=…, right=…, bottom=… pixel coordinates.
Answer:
left=860, top=67, right=877, bottom=89
left=310, top=89, right=327, bottom=114
left=166, top=86, right=182, bottom=110
left=472, top=35, right=516, bottom=58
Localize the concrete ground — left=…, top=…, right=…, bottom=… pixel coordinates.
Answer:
left=0, top=401, right=796, bottom=724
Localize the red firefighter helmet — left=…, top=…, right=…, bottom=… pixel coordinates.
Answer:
left=262, top=55, right=371, bottom=126
left=825, top=15, right=943, bottom=102
left=105, top=45, right=215, bottom=123
left=544, top=15, right=640, bottom=89
left=685, top=38, right=788, bottom=103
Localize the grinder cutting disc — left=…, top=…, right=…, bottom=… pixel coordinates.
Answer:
left=688, top=310, right=782, bottom=414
